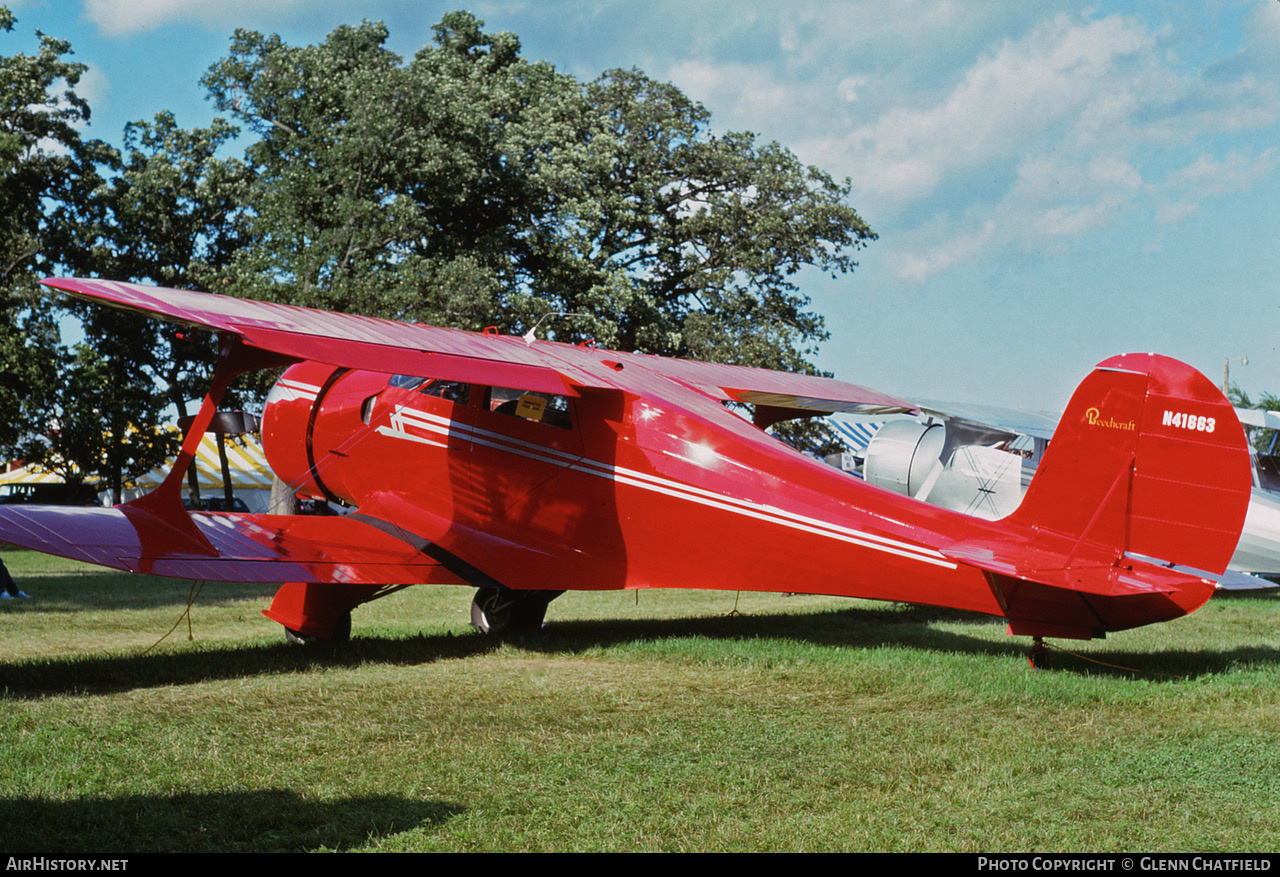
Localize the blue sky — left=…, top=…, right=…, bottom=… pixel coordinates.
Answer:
left=8, top=0, right=1279, bottom=412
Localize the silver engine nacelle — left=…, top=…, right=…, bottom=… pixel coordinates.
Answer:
left=863, top=420, right=944, bottom=497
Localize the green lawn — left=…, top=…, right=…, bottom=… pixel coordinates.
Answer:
left=3, top=547, right=1280, bottom=852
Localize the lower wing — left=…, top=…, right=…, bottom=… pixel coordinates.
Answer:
left=0, top=504, right=465, bottom=586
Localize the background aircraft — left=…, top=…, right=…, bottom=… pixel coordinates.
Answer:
left=0, top=279, right=1255, bottom=663
left=841, top=402, right=1280, bottom=583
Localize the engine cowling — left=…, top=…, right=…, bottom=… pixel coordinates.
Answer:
left=261, top=362, right=386, bottom=505
left=863, top=420, right=945, bottom=497
left=261, top=361, right=337, bottom=501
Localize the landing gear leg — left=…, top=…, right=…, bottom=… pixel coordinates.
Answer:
left=1028, top=637, right=1049, bottom=669
left=470, top=588, right=564, bottom=635
left=284, top=610, right=352, bottom=645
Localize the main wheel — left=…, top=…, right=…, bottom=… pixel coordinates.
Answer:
left=470, top=587, right=519, bottom=634
left=470, top=588, right=562, bottom=635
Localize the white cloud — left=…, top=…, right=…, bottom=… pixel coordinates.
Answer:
left=74, top=62, right=110, bottom=124
left=636, top=5, right=1280, bottom=286
left=667, top=59, right=796, bottom=128
left=845, top=14, right=1158, bottom=212
left=1242, top=0, right=1280, bottom=70
left=71, top=0, right=1280, bottom=293
left=884, top=152, right=1146, bottom=283
left=1168, top=149, right=1279, bottom=200
left=1143, top=148, right=1279, bottom=229
left=893, top=219, right=997, bottom=285
left=793, top=9, right=1278, bottom=285
left=1155, top=200, right=1198, bottom=226
left=836, top=76, right=867, bottom=104
left=83, top=0, right=315, bottom=36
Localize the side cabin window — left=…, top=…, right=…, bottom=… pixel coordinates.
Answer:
left=379, top=376, right=576, bottom=435
left=487, top=387, right=573, bottom=431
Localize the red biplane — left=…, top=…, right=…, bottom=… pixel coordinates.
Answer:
left=0, top=279, right=1254, bottom=659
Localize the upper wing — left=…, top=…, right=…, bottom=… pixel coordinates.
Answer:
left=41, top=278, right=914, bottom=416
left=913, top=399, right=1059, bottom=441
left=43, top=277, right=593, bottom=396
left=594, top=349, right=916, bottom=416
left=1235, top=408, right=1280, bottom=431
left=2, top=278, right=915, bottom=584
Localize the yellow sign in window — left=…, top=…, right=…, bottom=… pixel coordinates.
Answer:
left=515, top=394, right=547, bottom=421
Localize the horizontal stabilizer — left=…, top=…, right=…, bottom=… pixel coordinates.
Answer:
left=1211, top=569, right=1277, bottom=591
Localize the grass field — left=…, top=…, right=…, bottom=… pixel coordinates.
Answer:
left=3, top=546, right=1280, bottom=853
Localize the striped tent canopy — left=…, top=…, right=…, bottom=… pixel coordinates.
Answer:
left=1, top=433, right=274, bottom=509
left=130, top=433, right=273, bottom=492
left=829, top=418, right=885, bottom=456
left=0, top=462, right=72, bottom=486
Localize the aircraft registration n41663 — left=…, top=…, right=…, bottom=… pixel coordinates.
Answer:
left=0, top=279, right=1254, bottom=663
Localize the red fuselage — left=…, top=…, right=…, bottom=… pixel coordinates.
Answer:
left=259, top=360, right=1081, bottom=630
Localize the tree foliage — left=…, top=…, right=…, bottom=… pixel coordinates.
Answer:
left=3, top=8, right=875, bottom=483
left=202, top=12, right=874, bottom=370
left=0, top=7, right=112, bottom=284
left=1228, top=386, right=1280, bottom=414
left=85, top=110, right=254, bottom=413
left=86, top=111, right=251, bottom=290
left=0, top=11, right=230, bottom=491
left=27, top=334, right=174, bottom=505
left=0, top=7, right=110, bottom=453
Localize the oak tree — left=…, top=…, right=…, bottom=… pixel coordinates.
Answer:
left=201, top=12, right=874, bottom=374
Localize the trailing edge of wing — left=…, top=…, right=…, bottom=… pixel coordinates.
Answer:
left=1235, top=408, right=1280, bottom=431
left=41, top=278, right=916, bottom=415
left=913, top=399, right=1059, bottom=441
left=572, top=349, right=917, bottom=415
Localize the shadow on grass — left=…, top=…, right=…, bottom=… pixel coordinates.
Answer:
left=0, top=570, right=278, bottom=612
left=0, top=629, right=503, bottom=699
left=0, top=601, right=997, bottom=697
left=1032, top=640, right=1280, bottom=679
left=537, top=604, right=1280, bottom=679
left=8, top=597, right=1275, bottom=694
left=543, top=600, right=1008, bottom=651
left=0, top=789, right=463, bottom=853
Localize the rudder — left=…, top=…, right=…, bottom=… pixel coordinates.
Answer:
left=1009, top=353, right=1251, bottom=575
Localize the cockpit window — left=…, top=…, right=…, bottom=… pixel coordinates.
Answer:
left=488, top=387, right=573, bottom=430
left=389, top=375, right=470, bottom=404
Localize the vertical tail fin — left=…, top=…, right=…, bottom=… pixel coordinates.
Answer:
left=1010, top=353, right=1251, bottom=575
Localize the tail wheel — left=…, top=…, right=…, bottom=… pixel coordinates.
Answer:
left=470, top=587, right=562, bottom=635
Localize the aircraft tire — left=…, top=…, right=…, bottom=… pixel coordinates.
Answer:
left=470, top=587, right=561, bottom=635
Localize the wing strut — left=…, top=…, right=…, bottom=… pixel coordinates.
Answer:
left=120, top=333, right=298, bottom=562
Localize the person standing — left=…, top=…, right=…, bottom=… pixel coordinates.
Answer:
left=0, top=555, right=29, bottom=599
